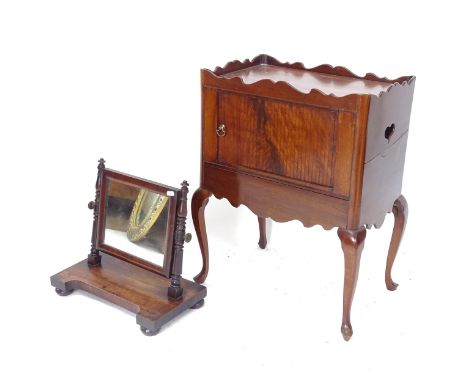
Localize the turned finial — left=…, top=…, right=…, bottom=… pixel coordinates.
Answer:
left=98, top=158, right=106, bottom=170
left=178, top=181, right=189, bottom=217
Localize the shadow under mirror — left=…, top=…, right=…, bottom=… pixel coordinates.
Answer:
left=104, top=178, right=169, bottom=266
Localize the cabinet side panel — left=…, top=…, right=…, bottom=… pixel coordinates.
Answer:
left=365, top=81, right=415, bottom=162
left=359, top=81, right=415, bottom=227
left=359, top=133, right=408, bottom=228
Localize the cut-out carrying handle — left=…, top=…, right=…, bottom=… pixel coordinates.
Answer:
left=385, top=124, right=395, bottom=142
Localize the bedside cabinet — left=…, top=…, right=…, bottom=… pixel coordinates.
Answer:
left=192, top=54, right=415, bottom=340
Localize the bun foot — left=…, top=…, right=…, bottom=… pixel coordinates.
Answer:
left=386, top=280, right=399, bottom=291
left=190, top=299, right=205, bottom=309
left=341, top=324, right=353, bottom=341
left=55, top=288, right=73, bottom=296
left=140, top=326, right=160, bottom=336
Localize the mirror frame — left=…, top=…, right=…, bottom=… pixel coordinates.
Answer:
left=96, top=168, right=179, bottom=278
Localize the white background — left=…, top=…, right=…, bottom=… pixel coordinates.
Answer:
left=1, top=0, right=467, bottom=380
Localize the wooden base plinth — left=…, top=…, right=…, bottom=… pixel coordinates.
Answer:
left=50, top=254, right=207, bottom=335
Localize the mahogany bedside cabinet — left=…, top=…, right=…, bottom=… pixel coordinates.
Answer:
left=191, top=54, right=415, bottom=340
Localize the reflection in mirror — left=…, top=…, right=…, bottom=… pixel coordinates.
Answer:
left=104, top=178, right=169, bottom=266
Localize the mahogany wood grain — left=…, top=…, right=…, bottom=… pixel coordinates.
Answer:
left=51, top=254, right=206, bottom=333
left=192, top=188, right=212, bottom=284
left=346, top=96, right=370, bottom=229
left=203, top=162, right=349, bottom=229
left=386, top=195, right=408, bottom=291
left=258, top=217, right=267, bottom=249
left=217, top=92, right=339, bottom=187
left=201, top=86, right=218, bottom=165
left=338, top=227, right=366, bottom=341
left=334, top=111, right=356, bottom=197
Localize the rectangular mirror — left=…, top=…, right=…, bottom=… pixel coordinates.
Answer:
left=97, top=169, right=178, bottom=277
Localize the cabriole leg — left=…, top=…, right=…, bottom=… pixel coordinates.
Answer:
left=337, top=227, right=366, bottom=341
left=192, top=188, right=212, bottom=284
left=385, top=195, right=408, bottom=291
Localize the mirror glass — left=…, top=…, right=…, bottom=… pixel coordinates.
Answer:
left=103, top=178, right=170, bottom=266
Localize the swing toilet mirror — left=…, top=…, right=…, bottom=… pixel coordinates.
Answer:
left=96, top=168, right=179, bottom=277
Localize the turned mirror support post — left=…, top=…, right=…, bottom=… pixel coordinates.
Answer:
left=87, top=158, right=106, bottom=267
left=168, top=181, right=189, bottom=301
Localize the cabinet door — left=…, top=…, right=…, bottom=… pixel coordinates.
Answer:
left=217, top=92, right=354, bottom=197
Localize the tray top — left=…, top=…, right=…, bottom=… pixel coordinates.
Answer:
left=221, top=64, right=394, bottom=97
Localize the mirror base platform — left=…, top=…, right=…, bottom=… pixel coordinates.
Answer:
left=50, top=253, right=207, bottom=336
